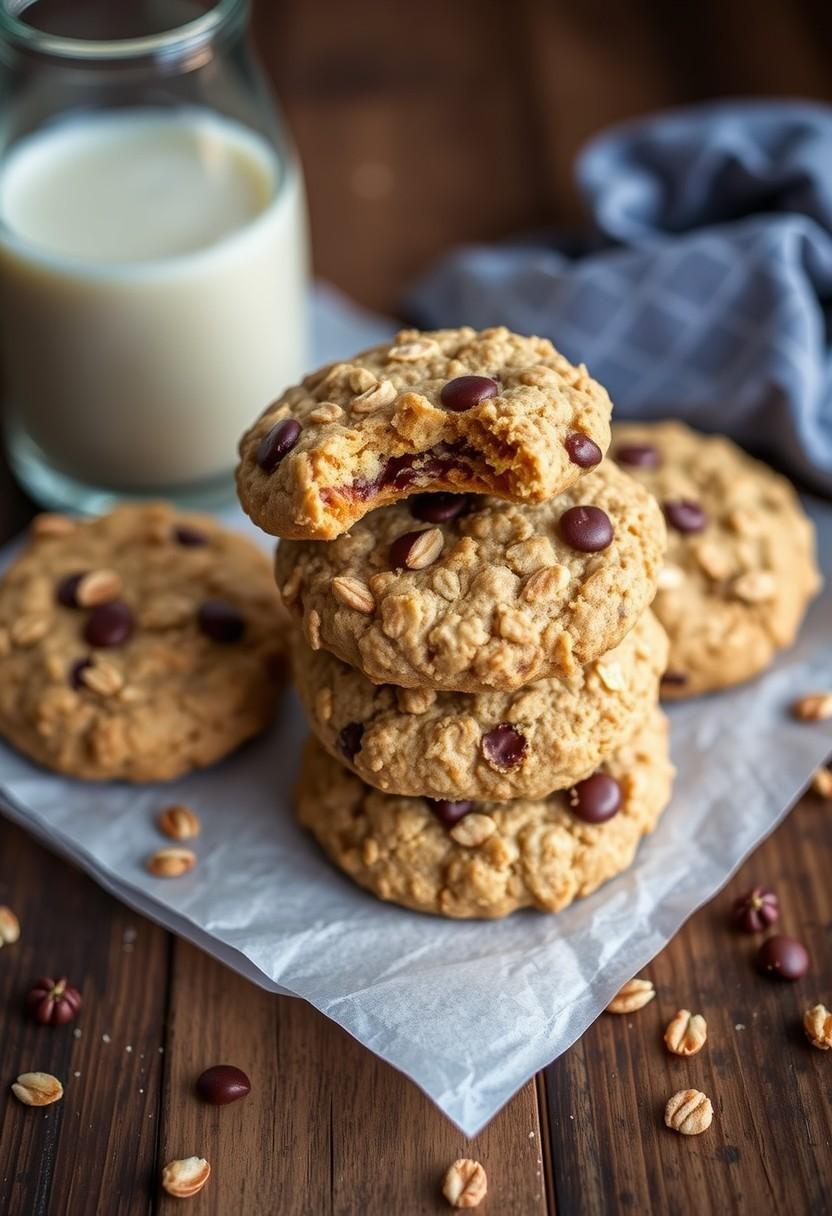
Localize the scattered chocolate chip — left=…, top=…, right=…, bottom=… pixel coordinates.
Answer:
left=196, top=1064, right=251, bottom=1106
left=198, top=600, right=245, bottom=644
left=564, top=433, right=602, bottom=468
left=615, top=442, right=660, bottom=469
left=660, top=671, right=689, bottom=688
left=664, top=499, right=708, bottom=534
left=732, top=886, right=779, bottom=934
left=55, top=571, right=86, bottom=607
left=559, top=505, right=614, bottom=552
left=68, top=657, right=93, bottom=689
left=410, top=493, right=470, bottom=524
left=256, top=418, right=301, bottom=473
left=83, top=602, right=134, bottom=648
left=338, top=721, right=364, bottom=761
left=25, top=976, right=82, bottom=1026
left=481, top=723, right=528, bottom=772
left=569, top=773, right=622, bottom=823
left=439, top=375, right=499, bottom=412
left=174, top=526, right=208, bottom=547
left=428, top=799, right=474, bottom=827
left=756, top=934, right=809, bottom=980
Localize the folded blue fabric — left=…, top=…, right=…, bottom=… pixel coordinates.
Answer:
left=406, top=101, right=832, bottom=496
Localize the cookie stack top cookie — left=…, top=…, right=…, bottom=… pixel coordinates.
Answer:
left=236, top=326, right=674, bottom=919
left=237, top=326, right=614, bottom=540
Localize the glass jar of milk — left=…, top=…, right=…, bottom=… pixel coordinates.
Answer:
left=0, top=0, right=308, bottom=512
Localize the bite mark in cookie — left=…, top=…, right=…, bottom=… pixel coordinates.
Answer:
left=237, top=326, right=613, bottom=540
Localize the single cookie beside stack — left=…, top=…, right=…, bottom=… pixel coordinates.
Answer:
left=238, top=325, right=676, bottom=918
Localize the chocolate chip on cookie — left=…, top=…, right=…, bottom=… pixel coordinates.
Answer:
left=615, top=442, right=660, bottom=469
left=256, top=418, right=302, bottom=474
left=410, top=493, right=470, bottom=523
left=84, top=602, right=134, bottom=648
left=663, top=499, right=708, bottom=534
left=428, top=799, right=474, bottom=827
left=198, top=600, right=246, bottom=644
left=337, top=721, right=365, bottom=761
left=564, top=433, right=602, bottom=468
left=559, top=505, right=614, bottom=553
left=481, top=723, right=528, bottom=772
left=439, top=375, right=499, bottom=412
left=56, top=571, right=85, bottom=608
left=569, top=773, right=622, bottom=823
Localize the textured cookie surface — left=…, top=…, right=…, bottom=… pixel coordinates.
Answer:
left=237, top=326, right=613, bottom=540
left=613, top=421, right=822, bottom=698
left=276, top=458, right=666, bottom=692
left=0, top=504, right=287, bottom=781
left=296, top=708, right=673, bottom=919
left=294, top=609, right=668, bottom=801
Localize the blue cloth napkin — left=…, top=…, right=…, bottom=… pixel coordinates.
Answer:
left=406, top=101, right=832, bottom=496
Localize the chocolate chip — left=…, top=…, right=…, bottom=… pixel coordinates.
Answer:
left=83, top=602, right=133, bottom=648
left=56, top=571, right=86, bottom=608
left=756, top=934, right=810, bottom=980
left=410, top=493, right=470, bottom=524
left=568, top=773, right=622, bottom=823
left=564, top=433, right=602, bottom=468
left=174, top=526, right=208, bottom=547
left=663, top=499, right=708, bottom=534
left=427, top=799, right=474, bottom=827
left=558, top=505, right=614, bottom=552
left=256, top=418, right=301, bottom=473
left=198, top=600, right=245, bottom=644
left=660, top=671, right=689, bottom=688
left=196, top=1064, right=251, bottom=1106
left=439, top=375, right=499, bottom=412
left=481, top=723, right=528, bottom=772
left=338, top=721, right=364, bottom=761
left=615, top=442, right=660, bottom=469
left=732, top=887, right=779, bottom=934
left=68, top=657, right=92, bottom=689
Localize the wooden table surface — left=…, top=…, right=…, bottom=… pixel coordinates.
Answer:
left=2, top=2, right=832, bottom=1212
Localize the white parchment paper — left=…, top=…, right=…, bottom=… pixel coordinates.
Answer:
left=1, top=287, right=831, bottom=1136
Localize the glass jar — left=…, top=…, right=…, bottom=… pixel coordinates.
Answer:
left=0, top=0, right=308, bottom=513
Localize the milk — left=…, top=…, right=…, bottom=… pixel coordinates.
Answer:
left=0, top=108, right=307, bottom=493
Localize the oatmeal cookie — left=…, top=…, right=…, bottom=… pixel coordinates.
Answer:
left=293, top=609, right=668, bottom=801
left=613, top=421, right=822, bottom=698
left=295, top=707, right=673, bottom=919
left=0, top=504, right=287, bottom=781
left=276, top=459, right=666, bottom=692
left=237, top=326, right=612, bottom=540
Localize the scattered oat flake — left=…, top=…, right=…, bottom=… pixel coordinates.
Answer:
left=73, top=1071, right=81, bottom=1078
left=735, top=1023, right=746, bottom=1031
left=102, top=1033, right=111, bottom=1043
left=126, top=1045, right=133, bottom=1053
left=73, top=1028, right=82, bottom=1039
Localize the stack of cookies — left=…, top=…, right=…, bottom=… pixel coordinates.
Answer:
left=237, top=326, right=679, bottom=918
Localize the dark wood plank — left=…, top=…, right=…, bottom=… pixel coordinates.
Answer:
left=0, top=820, right=170, bottom=1216
left=544, top=785, right=832, bottom=1215
left=254, top=0, right=547, bottom=313
left=157, top=940, right=547, bottom=1215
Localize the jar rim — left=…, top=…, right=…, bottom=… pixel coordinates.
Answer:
left=0, top=0, right=247, bottom=62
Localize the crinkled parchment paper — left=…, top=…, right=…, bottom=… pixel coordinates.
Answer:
left=1, top=287, right=831, bottom=1135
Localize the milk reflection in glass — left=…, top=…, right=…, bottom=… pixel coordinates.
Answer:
left=0, top=109, right=307, bottom=491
